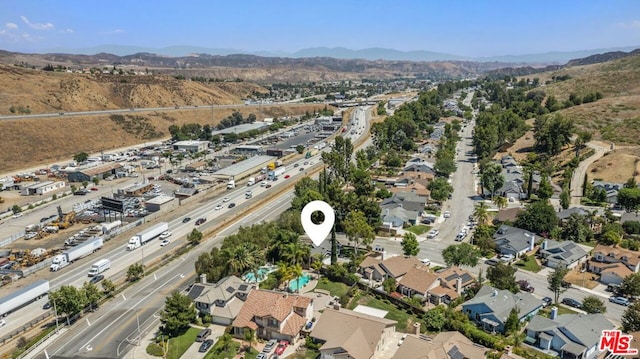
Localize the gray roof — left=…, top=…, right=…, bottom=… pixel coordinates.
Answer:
left=380, top=192, right=426, bottom=212
left=527, top=313, right=614, bottom=350
left=188, top=275, right=253, bottom=305
left=381, top=207, right=417, bottom=226
left=403, top=163, right=435, bottom=174
left=211, top=155, right=276, bottom=178
left=540, top=240, right=588, bottom=266
left=493, top=225, right=537, bottom=254
left=464, top=285, right=542, bottom=324
left=556, top=207, right=588, bottom=220
left=592, top=181, right=623, bottom=191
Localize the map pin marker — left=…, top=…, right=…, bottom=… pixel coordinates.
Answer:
left=301, top=200, right=335, bottom=247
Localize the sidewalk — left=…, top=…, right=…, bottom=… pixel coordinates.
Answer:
left=23, top=328, right=68, bottom=359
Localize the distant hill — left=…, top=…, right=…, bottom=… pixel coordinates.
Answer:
left=566, top=48, right=640, bottom=66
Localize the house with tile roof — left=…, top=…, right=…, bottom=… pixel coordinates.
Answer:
left=310, top=307, right=396, bottom=359
left=393, top=331, right=489, bottom=359
left=589, top=244, right=640, bottom=273
left=231, top=289, right=313, bottom=343
left=525, top=313, right=615, bottom=359
left=538, top=240, right=589, bottom=270
left=359, top=255, right=423, bottom=282
left=493, top=225, right=538, bottom=257
left=187, top=275, right=254, bottom=325
left=462, top=285, right=543, bottom=334
left=397, top=266, right=476, bottom=305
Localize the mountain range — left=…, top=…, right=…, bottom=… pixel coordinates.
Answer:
left=41, top=45, right=640, bottom=64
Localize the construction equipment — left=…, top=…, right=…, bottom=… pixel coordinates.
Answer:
left=51, top=206, right=76, bottom=230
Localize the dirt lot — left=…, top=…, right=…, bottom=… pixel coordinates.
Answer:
left=564, top=269, right=600, bottom=290
left=587, top=146, right=640, bottom=183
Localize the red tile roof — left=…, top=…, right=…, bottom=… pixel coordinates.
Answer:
left=232, top=290, right=311, bottom=336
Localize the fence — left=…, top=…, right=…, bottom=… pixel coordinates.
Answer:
left=0, top=232, right=25, bottom=247
left=0, top=312, right=53, bottom=346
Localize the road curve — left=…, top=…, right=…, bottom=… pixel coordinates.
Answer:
left=570, top=141, right=611, bottom=206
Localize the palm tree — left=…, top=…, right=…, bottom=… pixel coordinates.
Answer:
left=291, top=264, right=303, bottom=293
left=493, top=196, right=508, bottom=210
left=473, top=202, right=490, bottom=225
left=282, top=241, right=307, bottom=266
left=311, top=253, right=326, bottom=276
left=219, top=333, right=233, bottom=352
left=278, top=262, right=293, bottom=289
left=223, top=244, right=255, bottom=275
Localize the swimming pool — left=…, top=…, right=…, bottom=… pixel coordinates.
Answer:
left=243, top=265, right=277, bottom=283
left=288, top=274, right=311, bottom=292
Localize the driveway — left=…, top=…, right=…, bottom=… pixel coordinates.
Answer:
left=570, top=141, right=611, bottom=206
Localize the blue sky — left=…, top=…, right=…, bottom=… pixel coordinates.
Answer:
left=0, top=0, right=639, bottom=57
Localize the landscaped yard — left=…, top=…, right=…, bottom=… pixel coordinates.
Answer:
left=146, top=327, right=200, bottom=359
left=539, top=304, right=579, bottom=317
left=315, top=277, right=349, bottom=298
left=515, top=255, right=542, bottom=272
left=348, top=294, right=415, bottom=331
left=203, top=339, right=240, bottom=359
left=405, top=225, right=430, bottom=235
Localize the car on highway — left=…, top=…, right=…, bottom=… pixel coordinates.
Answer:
left=609, top=296, right=631, bottom=306
left=74, top=190, right=89, bottom=196
left=159, top=231, right=172, bottom=239
left=299, top=167, right=304, bottom=171
left=215, top=204, right=223, bottom=210
left=421, top=258, right=431, bottom=265
left=284, top=175, right=290, bottom=179
left=542, top=297, right=553, bottom=307
left=303, top=161, right=309, bottom=165
left=43, top=301, right=52, bottom=309
left=0, top=319, right=5, bottom=328
left=427, top=229, right=439, bottom=238
left=198, top=339, right=214, bottom=353
left=182, top=217, right=191, bottom=223
left=89, top=274, right=105, bottom=284
left=275, top=340, right=288, bottom=356
left=228, top=203, right=236, bottom=209
left=561, top=298, right=582, bottom=309
left=12, top=213, right=23, bottom=218
left=222, top=197, right=231, bottom=202
left=195, top=218, right=207, bottom=226
left=90, top=187, right=99, bottom=191
left=294, top=163, right=299, bottom=167
left=160, top=239, right=170, bottom=247
left=265, top=184, right=272, bottom=188
left=261, top=181, right=267, bottom=187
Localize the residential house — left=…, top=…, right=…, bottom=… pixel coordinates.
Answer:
left=462, top=285, right=543, bottom=334
left=592, top=181, right=624, bottom=205
left=589, top=244, right=640, bottom=273
left=483, top=156, right=541, bottom=200
left=556, top=207, right=589, bottom=221
left=397, top=266, right=476, bottom=305
left=525, top=313, right=615, bottom=359
left=538, top=240, right=589, bottom=270
left=599, top=264, right=633, bottom=285
left=493, top=225, right=538, bottom=257
left=231, top=289, right=313, bottom=343
left=187, top=275, right=254, bottom=325
left=381, top=207, right=419, bottom=228
left=393, top=331, right=489, bottom=359
left=403, top=161, right=436, bottom=177
left=380, top=191, right=427, bottom=228
left=310, top=307, right=396, bottom=359
left=359, top=255, right=422, bottom=282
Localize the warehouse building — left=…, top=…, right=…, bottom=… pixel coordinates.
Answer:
left=233, top=145, right=262, bottom=155
left=206, top=155, right=275, bottom=180
left=66, top=163, right=123, bottom=182
left=21, top=181, right=66, bottom=196
left=145, top=195, right=176, bottom=212
left=122, top=182, right=154, bottom=197
left=210, top=123, right=269, bottom=136
left=173, top=140, right=209, bottom=152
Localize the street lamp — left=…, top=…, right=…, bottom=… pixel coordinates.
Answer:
left=52, top=297, right=59, bottom=329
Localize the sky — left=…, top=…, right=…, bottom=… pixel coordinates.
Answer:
left=0, top=0, right=639, bottom=57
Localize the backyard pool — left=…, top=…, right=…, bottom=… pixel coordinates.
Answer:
left=288, top=274, right=311, bottom=292
left=243, top=265, right=277, bottom=283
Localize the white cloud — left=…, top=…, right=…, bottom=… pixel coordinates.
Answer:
left=60, top=28, right=74, bottom=33
left=20, top=16, right=54, bottom=30
left=6, top=22, right=18, bottom=29
left=618, top=20, right=640, bottom=29
left=99, top=29, right=125, bottom=35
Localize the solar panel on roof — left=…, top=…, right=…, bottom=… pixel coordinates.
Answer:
left=187, top=285, right=204, bottom=300
left=225, top=286, right=235, bottom=293
left=239, top=284, right=248, bottom=291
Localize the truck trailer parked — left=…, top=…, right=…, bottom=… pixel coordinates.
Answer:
left=51, top=238, right=104, bottom=271
left=126, top=222, right=169, bottom=250
left=88, top=258, right=111, bottom=277
left=0, top=280, right=49, bottom=317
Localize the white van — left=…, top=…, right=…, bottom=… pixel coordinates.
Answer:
left=88, top=259, right=111, bottom=277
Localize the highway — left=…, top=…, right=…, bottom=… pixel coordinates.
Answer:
left=21, top=106, right=370, bottom=358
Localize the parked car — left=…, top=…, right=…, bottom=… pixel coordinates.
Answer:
left=499, top=254, right=515, bottom=262
left=443, top=211, right=451, bottom=218
left=398, top=333, right=407, bottom=346
left=0, top=319, right=5, bottom=328
left=609, top=296, right=631, bottom=306
left=263, top=339, right=277, bottom=353
left=12, top=213, right=23, bottom=218
left=256, top=354, right=267, bottom=359
left=606, top=284, right=621, bottom=293
left=195, top=329, right=211, bottom=342
left=485, top=258, right=499, bottom=266
left=427, top=229, right=439, bottom=238
left=275, top=340, right=288, bottom=355
left=421, top=258, right=431, bottom=266
left=517, top=280, right=534, bottom=293
left=542, top=297, right=553, bottom=307
left=89, top=274, right=105, bottom=284
left=43, top=301, right=52, bottom=309
left=199, top=339, right=214, bottom=352
left=561, top=298, right=582, bottom=309
left=561, top=280, right=572, bottom=288
left=195, top=218, right=207, bottom=225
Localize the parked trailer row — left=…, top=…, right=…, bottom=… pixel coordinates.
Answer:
left=0, top=279, right=49, bottom=317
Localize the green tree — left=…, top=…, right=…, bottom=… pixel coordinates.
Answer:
left=621, top=273, right=640, bottom=297
left=582, top=295, right=606, bottom=314
left=487, top=262, right=519, bottom=292
left=91, top=177, right=100, bottom=186
left=282, top=241, right=308, bottom=266
left=473, top=224, right=496, bottom=256
left=291, top=264, right=303, bottom=293
left=401, top=232, right=419, bottom=256
left=160, top=291, right=196, bottom=337
left=547, top=267, right=569, bottom=304
left=243, top=328, right=256, bottom=353
left=187, top=228, right=203, bottom=245
left=49, top=285, right=86, bottom=323
left=343, top=211, right=374, bottom=257
left=481, top=162, right=504, bottom=199
left=622, top=302, right=640, bottom=332
left=127, top=263, right=145, bottom=282
left=223, top=243, right=256, bottom=275
left=504, top=307, right=521, bottom=335
left=537, top=176, right=553, bottom=200
left=560, top=187, right=571, bottom=209
left=442, top=243, right=481, bottom=267
left=82, top=180, right=89, bottom=189
left=382, top=278, right=397, bottom=293
left=493, top=196, right=508, bottom=210
left=428, top=177, right=453, bottom=202
left=560, top=213, right=593, bottom=243
left=82, top=281, right=102, bottom=311
left=73, top=152, right=89, bottom=163
left=515, top=200, right=558, bottom=235
left=11, top=204, right=21, bottom=214
left=101, top=279, right=116, bottom=297
left=473, top=202, right=490, bottom=225
left=619, top=187, right=640, bottom=213
left=295, top=144, right=305, bottom=154
left=422, top=307, right=446, bottom=331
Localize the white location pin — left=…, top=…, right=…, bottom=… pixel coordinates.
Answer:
left=301, top=200, right=335, bottom=247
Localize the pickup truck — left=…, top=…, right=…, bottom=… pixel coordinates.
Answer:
left=517, top=280, right=535, bottom=293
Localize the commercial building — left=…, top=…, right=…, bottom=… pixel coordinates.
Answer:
left=172, top=140, right=209, bottom=152
left=121, top=182, right=154, bottom=197
left=66, top=163, right=123, bottom=182
left=210, top=123, right=270, bottom=137
left=207, top=155, right=275, bottom=180
left=145, top=195, right=176, bottom=212
left=233, top=145, right=262, bottom=155
left=21, top=181, right=66, bottom=196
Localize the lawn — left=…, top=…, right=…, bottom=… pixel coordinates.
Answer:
left=405, top=225, right=430, bottom=235
left=146, top=327, right=200, bottom=359
left=514, top=256, right=542, bottom=273
left=315, top=277, right=349, bottom=298
left=291, top=349, right=320, bottom=358
left=349, top=294, right=414, bottom=331
left=539, top=305, right=579, bottom=318
left=203, top=340, right=240, bottom=359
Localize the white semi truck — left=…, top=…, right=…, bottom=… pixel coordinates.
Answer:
left=247, top=174, right=266, bottom=186
left=88, top=258, right=111, bottom=277
left=227, top=178, right=235, bottom=189
left=50, top=237, right=104, bottom=271
left=267, top=166, right=286, bottom=180
left=126, top=222, right=169, bottom=250
left=0, top=279, right=49, bottom=317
